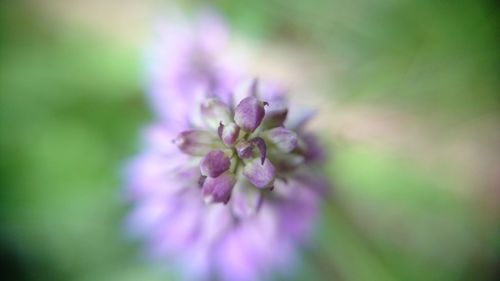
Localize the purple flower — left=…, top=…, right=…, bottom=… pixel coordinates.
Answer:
left=126, top=12, right=327, bottom=281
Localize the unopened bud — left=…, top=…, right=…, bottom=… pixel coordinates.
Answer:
left=174, top=130, right=219, bottom=156
left=200, top=150, right=231, bottom=178
left=262, top=127, right=298, bottom=153
left=243, top=158, right=276, bottom=189
left=220, top=122, right=240, bottom=146
left=235, top=140, right=253, bottom=159
left=234, top=96, right=265, bottom=133
left=202, top=173, right=235, bottom=204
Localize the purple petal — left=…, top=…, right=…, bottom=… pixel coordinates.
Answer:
left=146, top=12, right=240, bottom=125
left=263, top=127, right=298, bottom=153
left=200, top=150, right=231, bottom=178
left=149, top=193, right=204, bottom=255
left=230, top=179, right=263, bottom=218
left=234, top=96, right=265, bottom=132
left=243, top=158, right=276, bottom=189
left=197, top=10, right=230, bottom=53
left=232, top=78, right=257, bottom=105
left=215, top=230, right=259, bottom=281
left=202, top=173, right=236, bottom=204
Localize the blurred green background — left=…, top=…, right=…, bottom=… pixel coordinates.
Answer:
left=1, top=0, right=499, bottom=280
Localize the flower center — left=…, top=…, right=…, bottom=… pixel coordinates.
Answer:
left=174, top=81, right=303, bottom=206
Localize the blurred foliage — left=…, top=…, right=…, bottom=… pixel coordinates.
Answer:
left=1, top=0, right=499, bottom=281
left=0, top=1, right=153, bottom=280
left=212, top=0, right=500, bottom=120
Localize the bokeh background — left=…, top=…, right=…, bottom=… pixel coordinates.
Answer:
left=1, top=0, right=499, bottom=280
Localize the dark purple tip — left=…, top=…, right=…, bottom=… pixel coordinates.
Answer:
left=250, top=137, right=267, bottom=164
left=217, top=122, right=224, bottom=139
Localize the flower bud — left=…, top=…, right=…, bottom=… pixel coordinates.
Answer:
left=202, top=173, right=235, bottom=204
left=220, top=122, right=240, bottom=146
left=235, top=140, right=253, bottom=159
left=243, top=158, right=276, bottom=189
left=234, top=96, right=265, bottom=132
left=174, top=130, right=219, bottom=156
left=200, top=98, right=232, bottom=130
left=200, top=150, right=231, bottom=178
left=262, top=127, right=298, bottom=153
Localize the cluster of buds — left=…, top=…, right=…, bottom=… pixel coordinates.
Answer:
left=126, top=12, right=326, bottom=281
left=173, top=80, right=312, bottom=212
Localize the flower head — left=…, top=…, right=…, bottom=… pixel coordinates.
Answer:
left=126, top=12, right=327, bottom=281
